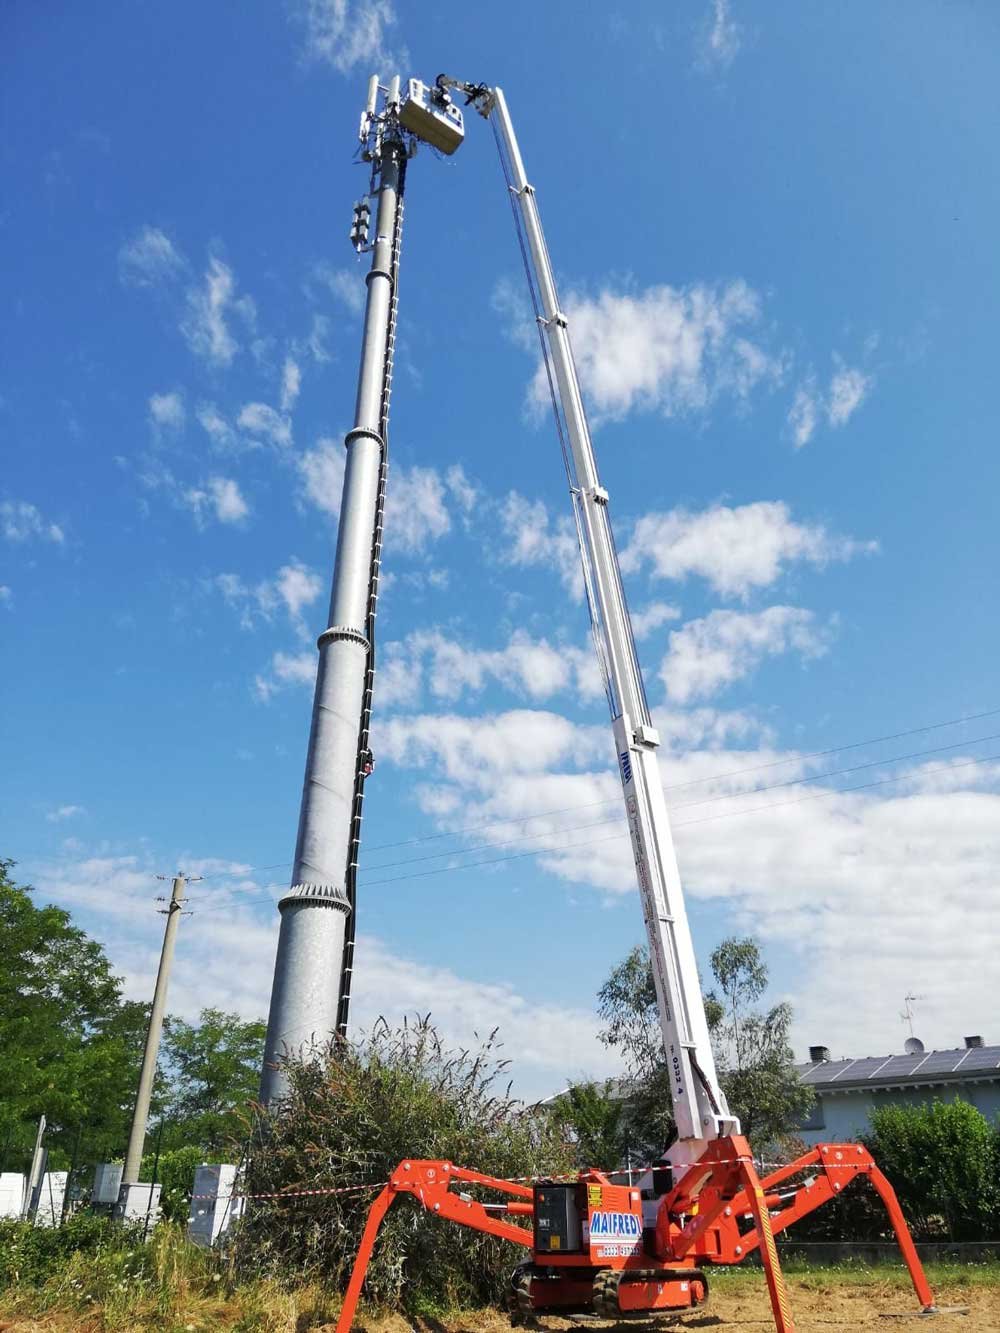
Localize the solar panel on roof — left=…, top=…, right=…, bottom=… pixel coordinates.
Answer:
left=873, top=1055, right=926, bottom=1078
left=797, top=1047, right=1000, bottom=1086
left=831, top=1057, right=888, bottom=1080
left=914, top=1052, right=964, bottom=1076
left=802, top=1060, right=854, bottom=1083
left=956, top=1046, right=1000, bottom=1073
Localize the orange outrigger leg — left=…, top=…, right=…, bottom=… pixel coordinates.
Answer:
left=336, top=1160, right=533, bottom=1333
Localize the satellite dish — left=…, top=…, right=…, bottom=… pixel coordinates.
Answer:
left=904, top=1036, right=925, bottom=1055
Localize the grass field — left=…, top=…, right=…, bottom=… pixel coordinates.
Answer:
left=0, top=1260, right=995, bottom=1332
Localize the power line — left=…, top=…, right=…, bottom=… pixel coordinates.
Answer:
left=661, top=703, right=1000, bottom=792
left=341, top=703, right=1000, bottom=858
left=191, top=750, right=1000, bottom=904
left=194, top=859, right=291, bottom=885
left=360, top=749, right=1000, bottom=887
left=368, top=749, right=1000, bottom=881
left=671, top=749, right=1000, bottom=830
left=667, top=728, right=1000, bottom=813
left=355, top=728, right=1000, bottom=873
left=122, top=703, right=1000, bottom=891
left=365, top=813, right=625, bottom=872
left=190, top=883, right=285, bottom=915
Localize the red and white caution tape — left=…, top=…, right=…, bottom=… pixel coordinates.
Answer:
left=192, top=1149, right=855, bottom=1203
left=190, top=1181, right=385, bottom=1202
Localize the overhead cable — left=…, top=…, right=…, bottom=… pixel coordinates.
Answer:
left=189, top=750, right=1000, bottom=905
left=174, top=704, right=1000, bottom=881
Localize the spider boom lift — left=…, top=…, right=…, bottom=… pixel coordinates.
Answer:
left=331, top=77, right=953, bottom=1332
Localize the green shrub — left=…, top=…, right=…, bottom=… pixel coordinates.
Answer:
left=0, top=1211, right=146, bottom=1289
left=139, top=1143, right=207, bottom=1223
left=234, top=1016, right=573, bottom=1312
left=866, top=1099, right=1000, bottom=1240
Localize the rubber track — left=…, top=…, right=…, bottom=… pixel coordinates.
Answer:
left=593, top=1266, right=710, bottom=1321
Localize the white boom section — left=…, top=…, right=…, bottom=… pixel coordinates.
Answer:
left=490, top=87, right=738, bottom=1151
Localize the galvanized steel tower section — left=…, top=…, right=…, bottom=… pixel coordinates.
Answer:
left=260, top=77, right=405, bottom=1104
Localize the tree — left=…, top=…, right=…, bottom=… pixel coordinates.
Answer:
left=865, top=1100, right=1000, bottom=1240
left=0, top=859, right=150, bottom=1170
left=705, top=937, right=813, bottom=1149
left=161, top=1008, right=266, bottom=1153
left=597, top=937, right=812, bottom=1154
left=596, top=947, right=682, bottom=1157
left=550, top=1080, right=629, bottom=1170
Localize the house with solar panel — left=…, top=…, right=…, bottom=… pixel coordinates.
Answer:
left=795, top=1036, right=1000, bottom=1143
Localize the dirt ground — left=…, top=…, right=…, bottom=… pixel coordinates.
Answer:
left=674, top=1275, right=986, bottom=1328
left=364, top=1279, right=992, bottom=1333
left=0, top=1276, right=993, bottom=1332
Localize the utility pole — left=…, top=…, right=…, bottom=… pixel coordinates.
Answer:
left=21, top=1116, right=46, bottom=1219
left=121, top=875, right=186, bottom=1184
left=259, top=75, right=408, bottom=1104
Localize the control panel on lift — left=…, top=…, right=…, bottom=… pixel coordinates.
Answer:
left=399, top=79, right=465, bottom=154
left=533, top=1179, right=646, bottom=1265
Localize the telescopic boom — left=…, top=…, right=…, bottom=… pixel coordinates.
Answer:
left=440, top=76, right=738, bottom=1155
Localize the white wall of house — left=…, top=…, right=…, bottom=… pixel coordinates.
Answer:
left=798, top=1081, right=1000, bottom=1145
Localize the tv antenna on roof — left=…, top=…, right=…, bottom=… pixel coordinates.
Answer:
left=901, top=992, right=925, bottom=1040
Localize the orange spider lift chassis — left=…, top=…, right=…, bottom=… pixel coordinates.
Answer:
left=332, top=77, right=957, bottom=1331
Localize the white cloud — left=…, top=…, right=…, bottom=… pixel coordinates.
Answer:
left=629, top=602, right=681, bottom=640
left=182, top=257, right=256, bottom=367
left=292, top=0, right=404, bottom=75
left=0, top=586, right=10, bottom=605
left=788, top=380, right=819, bottom=447
left=28, top=737, right=1000, bottom=1092
left=699, top=0, right=741, bottom=71
left=299, top=437, right=346, bottom=514
left=660, top=606, right=830, bottom=703
left=216, top=559, right=324, bottom=637
left=119, top=226, right=185, bottom=288
left=376, top=709, right=611, bottom=785
left=372, top=710, right=778, bottom=901
left=377, top=648, right=424, bottom=709
left=372, top=702, right=1000, bottom=1063
left=378, top=629, right=604, bottom=711
left=527, top=280, right=784, bottom=424
left=197, top=404, right=235, bottom=449
left=25, top=847, right=614, bottom=1097
left=789, top=360, right=873, bottom=447
left=350, top=935, right=614, bottom=1089
left=46, top=804, right=85, bottom=823
left=238, top=402, right=293, bottom=449
left=491, top=275, right=535, bottom=351
left=185, top=476, right=250, bottom=526
left=307, top=261, right=366, bottom=314
left=499, top=491, right=582, bottom=601
left=828, top=362, right=872, bottom=427
left=445, top=464, right=478, bottom=516
left=255, top=649, right=317, bottom=700
left=622, top=501, right=876, bottom=599
left=304, top=314, right=332, bottom=364
left=1, top=500, right=64, bottom=544
left=275, top=561, right=324, bottom=626
left=280, top=357, right=302, bottom=413
left=386, top=465, right=450, bottom=554
left=148, top=390, right=185, bottom=432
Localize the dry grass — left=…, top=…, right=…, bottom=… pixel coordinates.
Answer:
left=2, top=1223, right=997, bottom=1333
left=1, top=1266, right=997, bottom=1332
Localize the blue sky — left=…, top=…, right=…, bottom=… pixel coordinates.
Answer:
left=4, top=0, right=1000, bottom=1098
